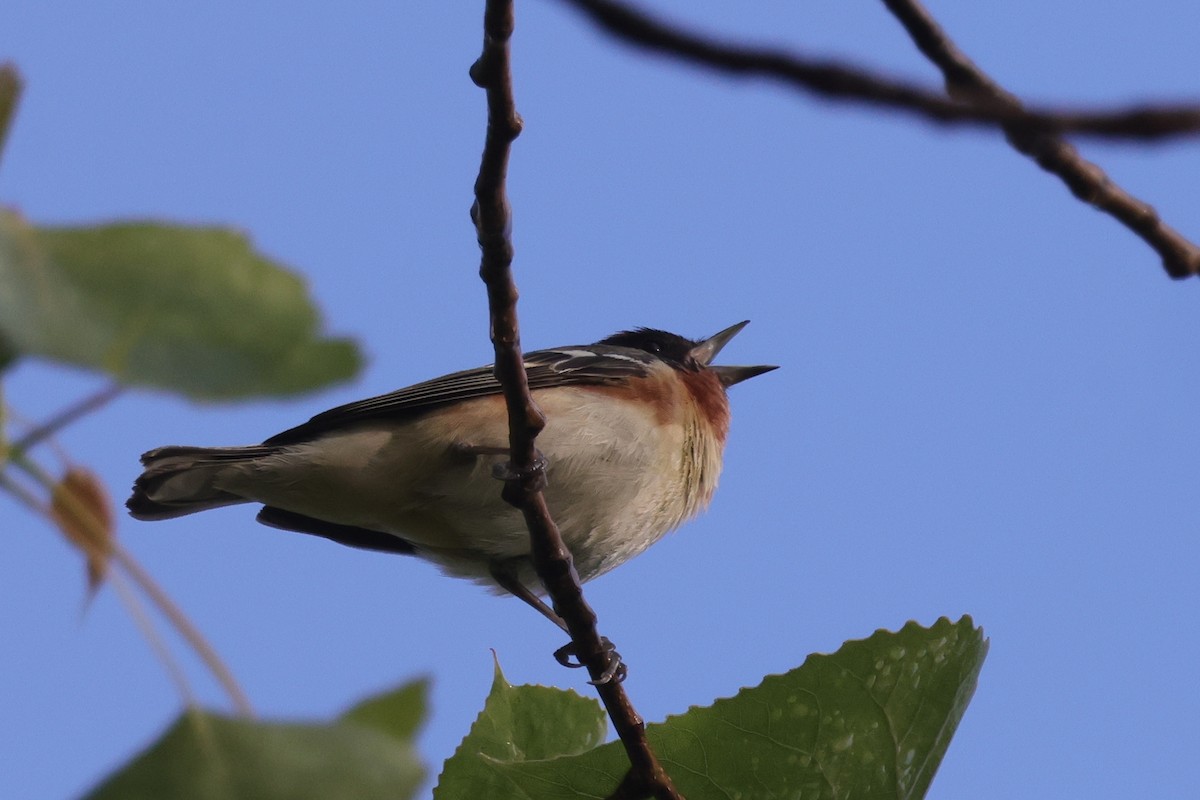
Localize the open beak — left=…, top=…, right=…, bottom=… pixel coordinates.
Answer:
left=689, top=321, right=779, bottom=387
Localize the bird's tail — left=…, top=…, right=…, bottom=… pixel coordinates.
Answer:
left=127, top=445, right=277, bottom=520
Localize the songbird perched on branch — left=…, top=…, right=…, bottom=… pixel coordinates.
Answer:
left=128, top=321, right=775, bottom=658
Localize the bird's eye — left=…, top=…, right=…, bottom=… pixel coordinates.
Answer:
left=646, top=341, right=662, bottom=354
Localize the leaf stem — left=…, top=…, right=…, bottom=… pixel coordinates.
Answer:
left=0, top=62, right=22, bottom=170
left=10, top=383, right=124, bottom=457
left=8, top=451, right=255, bottom=717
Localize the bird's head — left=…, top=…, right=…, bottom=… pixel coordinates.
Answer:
left=599, top=320, right=778, bottom=387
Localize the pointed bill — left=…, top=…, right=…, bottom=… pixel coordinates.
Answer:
left=710, top=363, right=778, bottom=387
left=690, top=321, right=778, bottom=387
left=689, top=320, right=751, bottom=366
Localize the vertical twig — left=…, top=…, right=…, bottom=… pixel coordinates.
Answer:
left=468, top=2, right=681, bottom=798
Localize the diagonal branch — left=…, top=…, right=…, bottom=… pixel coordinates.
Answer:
left=555, top=0, right=1200, bottom=279
left=880, top=0, right=1200, bottom=279
left=555, top=0, right=1200, bottom=141
left=469, top=2, right=681, bottom=798
left=10, top=383, right=124, bottom=456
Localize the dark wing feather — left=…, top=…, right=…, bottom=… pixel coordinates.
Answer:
left=256, top=506, right=417, bottom=555
left=263, top=344, right=658, bottom=445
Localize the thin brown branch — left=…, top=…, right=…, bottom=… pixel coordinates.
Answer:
left=880, top=0, right=1200, bottom=279
left=556, top=0, right=1200, bottom=141
left=469, top=2, right=680, bottom=798
left=555, top=0, right=1200, bottom=279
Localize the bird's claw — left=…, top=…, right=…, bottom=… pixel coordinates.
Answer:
left=491, top=452, right=549, bottom=492
left=553, top=636, right=628, bottom=685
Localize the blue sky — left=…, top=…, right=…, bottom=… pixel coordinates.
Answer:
left=3, top=2, right=1199, bottom=797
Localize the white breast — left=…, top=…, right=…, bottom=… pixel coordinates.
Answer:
left=215, top=382, right=726, bottom=590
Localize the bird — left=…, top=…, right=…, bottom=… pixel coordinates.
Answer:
left=128, top=320, right=775, bottom=670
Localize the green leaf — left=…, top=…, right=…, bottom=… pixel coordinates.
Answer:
left=0, top=211, right=361, bottom=399
left=85, top=679, right=429, bottom=800
left=456, top=616, right=987, bottom=800
left=434, top=658, right=607, bottom=799
left=342, top=676, right=431, bottom=742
